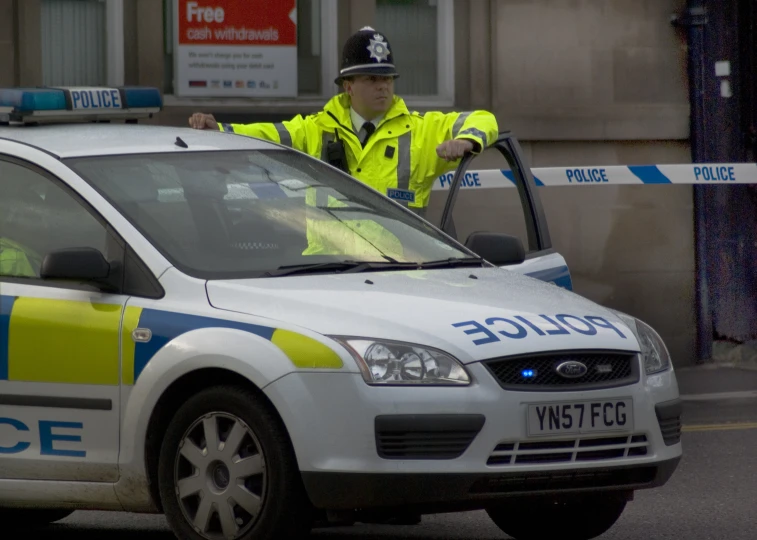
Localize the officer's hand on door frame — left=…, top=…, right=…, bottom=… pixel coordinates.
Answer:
left=437, top=140, right=475, bottom=162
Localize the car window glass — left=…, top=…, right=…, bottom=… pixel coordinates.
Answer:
left=426, top=146, right=530, bottom=252
left=65, top=150, right=472, bottom=280
left=0, top=160, right=108, bottom=279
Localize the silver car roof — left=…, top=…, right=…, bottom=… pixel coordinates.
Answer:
left=0, top=123, right=281, bottom=158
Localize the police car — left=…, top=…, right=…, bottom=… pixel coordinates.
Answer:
left=0, top=86, right=681, bottom=540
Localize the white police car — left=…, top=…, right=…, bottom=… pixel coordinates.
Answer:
left=0, top=86, right=681, bottom=540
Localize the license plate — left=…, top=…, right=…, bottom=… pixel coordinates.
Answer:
left=527, top=399, right=634, bottom=437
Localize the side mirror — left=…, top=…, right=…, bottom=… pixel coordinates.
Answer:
left=40, top=247, right=111, bottom=281
left=464, top=232, right=526, bottom=266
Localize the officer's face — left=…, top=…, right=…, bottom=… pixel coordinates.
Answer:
left=344, top=75, right=395, bottom=117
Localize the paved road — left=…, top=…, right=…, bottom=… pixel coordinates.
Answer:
left=34, top=366, right=757, bottom=539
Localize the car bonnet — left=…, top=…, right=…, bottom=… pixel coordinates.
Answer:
left=205, top=267, right=640, bottom=364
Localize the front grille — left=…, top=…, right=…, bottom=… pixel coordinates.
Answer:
left=483, top=350, right=639, bottom=391
left=486, top=433, right=649, bottom=466
left=469, top=466, right=658, bottom=494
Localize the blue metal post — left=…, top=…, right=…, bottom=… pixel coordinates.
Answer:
left=675, top=0, right=757, bottom=362
left=675, top=1, right=711, bottom=363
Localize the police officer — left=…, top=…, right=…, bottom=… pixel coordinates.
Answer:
left=188, top=26, right=498, bottom=218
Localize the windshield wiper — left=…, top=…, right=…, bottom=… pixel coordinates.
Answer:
left=263, top=257, right=487, bottom=277
left=414, top=257, right=488, bottom=269
left=263, top=260, right=420, bottom=277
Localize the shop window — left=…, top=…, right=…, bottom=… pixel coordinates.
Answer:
left=162, top=0, right=339, bottom=100
left=41, top=0, right=107, bottom=86
left=41, top=0, right=124, bottom=87
left=375, top=0, right=454, bottom=104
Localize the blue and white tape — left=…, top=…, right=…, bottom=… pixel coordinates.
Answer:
left=433, top=164, right=757, bottom=191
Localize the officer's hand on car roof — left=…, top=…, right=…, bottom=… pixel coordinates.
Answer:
left=437, top=139, right=475, bottom=162
left=189, top=112, right=218, bottom=130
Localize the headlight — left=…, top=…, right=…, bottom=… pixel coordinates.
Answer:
left=332, top=337, right=471, bottom=385
left=612, top=311, right=672, bottom=375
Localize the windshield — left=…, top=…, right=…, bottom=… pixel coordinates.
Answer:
left=64, top=149, right=473, bottom=279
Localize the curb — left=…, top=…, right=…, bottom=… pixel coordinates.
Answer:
left=680, top=390, right=757, bottom=402
left=676, top=361, right=757, bottom=372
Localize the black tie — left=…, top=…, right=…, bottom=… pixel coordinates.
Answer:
left=361, top=122, right=376, bottom=146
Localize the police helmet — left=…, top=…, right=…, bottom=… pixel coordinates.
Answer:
left=335, top=26, right=399, bottom=85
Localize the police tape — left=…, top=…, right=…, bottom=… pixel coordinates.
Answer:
left=432, top=163, right=757, bottom=191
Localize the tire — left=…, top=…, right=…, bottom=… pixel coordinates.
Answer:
left=486, top=495, right=627, bottom=540
left=1, top=508, right=75, bottom=530
left=157, top=385, right=313, bottom=540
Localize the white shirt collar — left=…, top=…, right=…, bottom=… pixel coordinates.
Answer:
left=350, top=107, right=384, bottom=133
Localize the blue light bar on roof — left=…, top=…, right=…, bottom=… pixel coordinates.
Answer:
left=0, top=88, right=68, bottom=111
left=118, top=87, right=163, bottom=109
left=0, top=86, right=163, bottom=123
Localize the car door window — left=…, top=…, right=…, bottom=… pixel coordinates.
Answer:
left=427, top=145, right=531, bottom=252
left=0, top=158, right=111, bottom=280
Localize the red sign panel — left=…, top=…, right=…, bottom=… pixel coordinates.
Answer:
left=177, top=0, right=297, bottom=46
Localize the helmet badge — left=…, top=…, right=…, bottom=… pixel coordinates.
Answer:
left=367, top=33, right=390, bottom=63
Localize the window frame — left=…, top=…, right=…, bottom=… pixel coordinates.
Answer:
left=162, top=0, right=341, bottom=107
left=106, top=0, right=125, bottom=86
left=439, top=134, right=552, bottom=256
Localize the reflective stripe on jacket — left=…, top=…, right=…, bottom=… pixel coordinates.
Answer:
left=217, top=93, right=499, bottom=214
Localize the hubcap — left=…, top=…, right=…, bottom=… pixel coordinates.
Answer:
left=210, top=462, right=230, bottom=490
left=174, top=412, right=266, bottom=540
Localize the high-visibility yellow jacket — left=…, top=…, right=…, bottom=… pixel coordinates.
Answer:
left=217, top=93, right=499, bottom=216
left=0, top=237, right=40, bottom=277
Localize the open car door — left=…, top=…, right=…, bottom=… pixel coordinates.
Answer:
left=428, top=132, right=573, bottom=291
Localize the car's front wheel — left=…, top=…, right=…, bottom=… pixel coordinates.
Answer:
left=157, top=385, right=313, bottom=540
left=486, top=494, right=627, bottom=540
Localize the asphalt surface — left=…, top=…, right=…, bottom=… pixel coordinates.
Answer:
left=25, top=366, right=757, bottom=539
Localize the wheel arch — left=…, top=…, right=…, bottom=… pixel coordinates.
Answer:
left=142, top=367, right=293, bottom=513
left=115, top=327, right=302, bottom=512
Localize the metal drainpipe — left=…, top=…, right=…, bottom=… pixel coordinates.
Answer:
left=672, top=2, right=710, bottom=363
